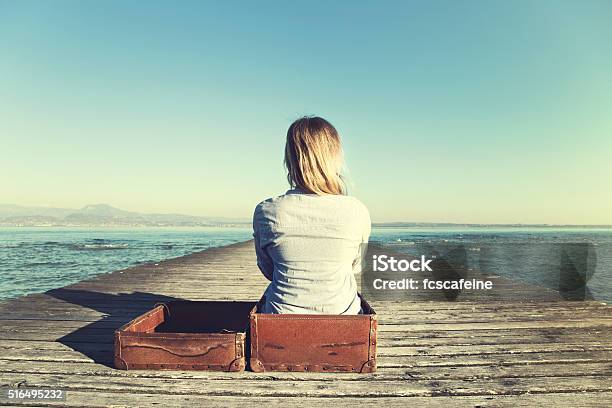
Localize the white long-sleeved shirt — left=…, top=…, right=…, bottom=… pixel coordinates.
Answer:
left=253, top=189, right=371, bottom=314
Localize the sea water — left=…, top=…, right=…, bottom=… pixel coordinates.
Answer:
left=0, top=227, right=610, bottom=302
left=371, top=227, right=612, bottom=303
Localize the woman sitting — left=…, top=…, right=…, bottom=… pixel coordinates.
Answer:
left=253, top=116, right=371, bottom=314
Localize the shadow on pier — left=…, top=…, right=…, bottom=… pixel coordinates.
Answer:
left=47, top=288, right=183, bottom=367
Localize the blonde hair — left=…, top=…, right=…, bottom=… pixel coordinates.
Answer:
left=284, top=116, right=345, bottom=195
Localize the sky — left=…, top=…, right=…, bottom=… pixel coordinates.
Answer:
left=1, top=0, right=611, bottom=224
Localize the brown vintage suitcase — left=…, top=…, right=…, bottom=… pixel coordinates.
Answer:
left=114, top=301, right=254, bottom=371
left=249, top=295, right=377, bottom=373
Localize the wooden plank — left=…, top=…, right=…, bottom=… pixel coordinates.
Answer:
left=1, top=360, right=610, bottom=381
left=2, top=350, right=611, bottom=369
left=1, top=391, right=611, bottom=408
left=2, top=372, right=611, bottom=397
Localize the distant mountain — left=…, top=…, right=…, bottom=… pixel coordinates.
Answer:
left=79, top=204, right=136, bottom=217
left=0, top=204, right=250, bottom=227
left=0, top=204, right=74, bottom=219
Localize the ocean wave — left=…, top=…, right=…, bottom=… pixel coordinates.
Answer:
left=22, top=261, right=80, bottom=267
left=39, top=241, right=63, bottom=247
left=0, top=243, right=23, bottom=248
left=72, top=243, right=129, bottom=250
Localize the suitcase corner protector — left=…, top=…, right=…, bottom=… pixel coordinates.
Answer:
left=228, top=357, right=246, bottom=372
left=114, top=356, right=128, bottom=370
left=249, top=358, right=265, bottom=372
left=360, top=359, right=376, bottom=373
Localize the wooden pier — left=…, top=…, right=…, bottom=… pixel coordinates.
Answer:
left=0, top=240, right=611, bottom=407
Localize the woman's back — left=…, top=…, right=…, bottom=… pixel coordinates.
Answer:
left=254, top=189, right=371, bottom=314
left=253, top=115, right=371, bottom=314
